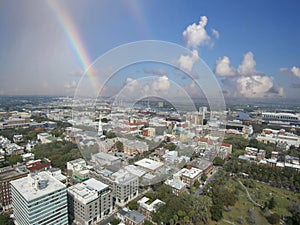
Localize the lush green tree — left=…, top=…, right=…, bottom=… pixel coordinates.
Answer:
left=127, top=200, right=138, bottom=210
left=8, top=155, right=22, bottom=166
left=266, top=213, right=280, bottom=224
left=101, top=118, right=109, bottom=123
left=268, top=197, right=276, bottom=209
left=32, top=141, right=81, bottom=171
left=0, top=212, right=14, bottom=225
left=213, top=157, right=224, bottom=166
left=288, top=201, right=300, bottom=225
left=105, top=131, right=116, bottom=139
left=115, top=141, right=123, bottom=152
left=110, top=218, right=120, bottom=225
left=144, top=220, right=154, bottom=225
left=210, top=204, right=223, bottom=221
left=201, top=174, right=207, bottom=182
left=194, top=180, right=201, bottom=188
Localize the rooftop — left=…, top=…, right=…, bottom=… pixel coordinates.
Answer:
left=165, top=178, right=186, bottom=190
left=83, top=178, right=108, bottom=192
left=134, top=158, right=164, bottom=171
left=10, top=171, right=66, bottom=202
left=0, top=166, right=28, bottom=180
left=177, top=167, right=202, bottom=179
left=112, top=169, right=138, bottom=184
left=125, top=210, right=145, bottom=223
left=68, top=182, right=98, bottom=204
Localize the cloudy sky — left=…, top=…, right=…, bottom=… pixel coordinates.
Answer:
left=0, top=0, right=299, bottom=101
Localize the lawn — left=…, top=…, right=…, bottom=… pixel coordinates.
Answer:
left=210, top=177, right=299, bottom=225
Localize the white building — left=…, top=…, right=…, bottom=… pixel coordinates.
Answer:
left=68, top=178, right=113, bottom=225
left=11, top=172, right=68, bottom=225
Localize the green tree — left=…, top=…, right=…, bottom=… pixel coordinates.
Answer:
left=213, top=157, right=224, bottom=166
left=101, top=118, right=109, bottom=123
left=266, top=213, right=280, bottom=224
left=210, top=204, right=223, bottom=221
left=0, top=212, right=14, bottom=225
left=144, top=220, right=154, bottom=225
left=127, top=200, right=138, bottom=210
left=194, top=180, right=200, bottom=188
left=110, top=218, right=120, bottom=225
left=115, top=141, right=123, bottom=152
left=268, top=197, right=276, bottom=210
left=201, top=174, right=207, bottom=182
left=8, top=155, right=22, bottom=166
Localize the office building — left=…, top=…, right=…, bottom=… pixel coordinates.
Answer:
left=68, top=178, right=113, bottom=225
left=11, top=172, right=68, bottom=225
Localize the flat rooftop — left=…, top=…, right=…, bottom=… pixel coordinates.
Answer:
left=0, top=166, right=28, bottom=180
left=68, top=182, right=98, bottom=204
left=83, top=178, right=108, bottom=192
left=11, top=171, right=66, bottom=202
left=134, top=158, right=164, bottom=171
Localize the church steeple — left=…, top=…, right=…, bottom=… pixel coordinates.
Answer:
left=98, top=114, right=103, bottom=136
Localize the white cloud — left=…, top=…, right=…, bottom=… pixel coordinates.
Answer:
left=151, top=75, right=170, bottom=93
left=237, top=75, right=273, bottom=98
left=183, top=16, right=211, bottom=48
left=291, top=66, right=300, bottom=78
left=280, top=66, right=300, bottom=78
left=125, top=77, right=138, bottom=92
left=212, top=29, right=220, bottom=39
left=177, top=50, right=199, bottom=72
left=215, top=56, right=236, bottom=76
left=64, top=80, right=77, bottom=89
left=216, top=52, right=284, bottom=98
left=237, top=52, right=256, bottom=76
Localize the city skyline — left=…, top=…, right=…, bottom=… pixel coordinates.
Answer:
left=0, top=0, right=300, bottom=101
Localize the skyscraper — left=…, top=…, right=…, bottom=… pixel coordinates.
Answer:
left=11, top=172, right=68, bottom=225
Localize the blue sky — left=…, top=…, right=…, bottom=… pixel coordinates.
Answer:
left=0, top=0, right=299, bottom=100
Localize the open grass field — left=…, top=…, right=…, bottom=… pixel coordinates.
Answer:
left=210, top=177, right=300, bottom=225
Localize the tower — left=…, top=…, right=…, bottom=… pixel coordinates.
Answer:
left=98, top=115, right=103, bottom=137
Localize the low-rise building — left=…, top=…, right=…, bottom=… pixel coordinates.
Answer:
left=0, top=165, right=28, bottom=210
left=67, top=158, right=92, bottom=181
left=123, top=140, right=149, bottom=155
left=164, top=176, right=187, bottom=196
left=134, top=158, right=164, bottom=172
left=188, top=158, right=213, bottom=175
left=175, top=167, right=202, bottom=187
left=142, top=127, right=156, bottom=137
left=125, top=210, right=145, bottom=225
left=26, top=158, right=52, bottom=173
left=137, top=197, right=164, bottom=222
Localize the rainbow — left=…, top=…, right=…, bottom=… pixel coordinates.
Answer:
left=46, top=0, right=101, bottom=92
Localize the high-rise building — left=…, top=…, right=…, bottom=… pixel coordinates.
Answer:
left=67, top=178, right=113, bottom=225
left=11, top=172, right=68, bottom=225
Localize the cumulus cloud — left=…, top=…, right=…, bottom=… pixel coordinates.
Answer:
left=183, top=16, right=211, bottom=48
left=177, top=50, right=199, bottom=73
left=215, top=56, right=236, bottom=76
left=212, top=29, right=220, bottom=39
left=291, top=66, right=300, bottom=77
left=237, top=52, right=256, bottom=76
left=122, top=76, right=171, bottom=96
left=216, top=52, right=284, bottom=98
left=151, top=75, right=170, bottom=92
left=280, top=66, right=300, bottom=78
left=124, top=77, right=138, bottom=92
